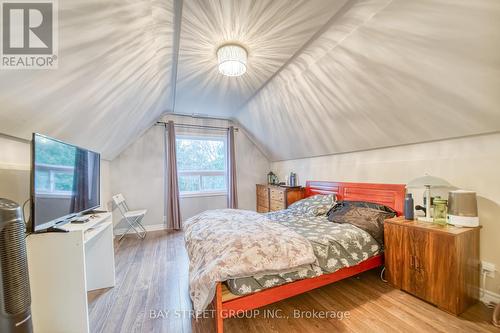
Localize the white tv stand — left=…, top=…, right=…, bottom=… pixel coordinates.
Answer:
left=27, top=212, right=115, bottom=333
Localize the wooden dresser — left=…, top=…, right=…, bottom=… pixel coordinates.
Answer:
left=256, top=184, right=304, bottom=213
left=384, top=217, right=480, bottom=315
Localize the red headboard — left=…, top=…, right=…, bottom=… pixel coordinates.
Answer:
left=305, top=181, right=406, bottom=216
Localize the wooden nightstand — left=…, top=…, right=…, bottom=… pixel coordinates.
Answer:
left=256, top=184, right=304, bottom=213
left=384, top=216, right=480, bottom=315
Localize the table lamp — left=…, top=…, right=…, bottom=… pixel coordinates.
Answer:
left=407, top=175, right=452, bottom=222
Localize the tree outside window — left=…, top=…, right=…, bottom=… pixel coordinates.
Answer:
left=176, top=136, right=227, bottom=195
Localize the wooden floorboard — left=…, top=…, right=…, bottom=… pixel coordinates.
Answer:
left=88, top=230, right=498, bottom=333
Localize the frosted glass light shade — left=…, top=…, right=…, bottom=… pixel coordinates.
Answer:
left=217, top=44, right=247, bottom=77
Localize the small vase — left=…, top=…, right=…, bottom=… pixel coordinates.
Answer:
left=404, top=193, right=414, bottom=220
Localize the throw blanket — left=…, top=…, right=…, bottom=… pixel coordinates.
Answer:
left=184, top=209, right=317, bottom=311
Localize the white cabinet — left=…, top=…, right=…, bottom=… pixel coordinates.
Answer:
left=27, top=213, right=115, bottom=333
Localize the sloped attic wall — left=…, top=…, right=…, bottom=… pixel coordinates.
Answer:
left=110, top=114, right=270, bottom=228
left=236, top=0, right=500, bottom=161
left=0, top=0, right=174, bottom=160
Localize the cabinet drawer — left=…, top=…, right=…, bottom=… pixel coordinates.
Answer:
left=257, top=205, right=269, bottom=213
left=270, top=199, right=285, bottom=211
left=403, top=228, right=431, bottom=301
left=384, top=223, right=405, bottom=288
left=257, top=186, right=268, bottom=198
left=269, top=189, right=284, bottom=202
left=257, top=197, right=268, bottom=208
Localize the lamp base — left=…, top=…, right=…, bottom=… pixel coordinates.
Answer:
left=447, top=215, right=479, bottom=227
left=417, top=216, right=433, bottom=223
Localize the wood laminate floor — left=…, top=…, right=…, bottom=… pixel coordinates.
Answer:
left=88, top=230, right=498, bottom=333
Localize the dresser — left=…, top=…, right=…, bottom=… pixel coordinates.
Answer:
left=384, top=217, right=480, bottom=315
left=256, top=184, right=304, bottom=213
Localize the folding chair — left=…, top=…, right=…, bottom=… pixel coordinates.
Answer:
left=112, top=193, right=147, bottom=240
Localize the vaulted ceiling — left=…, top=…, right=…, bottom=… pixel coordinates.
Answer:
left=174, top=0, right=347, bottom=117
left=0, top=0, right=174, bottom=159
left=0, top=0, right=499, bottom=161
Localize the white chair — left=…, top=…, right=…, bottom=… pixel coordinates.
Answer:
left=112, top=193, right=147, bottom=240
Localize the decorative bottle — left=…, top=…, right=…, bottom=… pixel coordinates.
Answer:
left=404, top=193, right=414, bottom=220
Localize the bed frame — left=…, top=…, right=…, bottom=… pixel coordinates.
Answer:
left=212, top=181, right=406, bottom=333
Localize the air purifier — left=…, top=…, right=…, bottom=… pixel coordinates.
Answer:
left=447, top=190, right=479, bottom=227
left=0, top=198, right=33, bottom=333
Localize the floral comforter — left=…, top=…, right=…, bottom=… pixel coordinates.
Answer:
left=226, top=209, right=381, bottom=295
left=184, top=209, right=317, bottom=311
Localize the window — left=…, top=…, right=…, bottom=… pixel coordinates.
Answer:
left=176, top=135, right=227, bottom=196
left=34, top=137, right=76, bottom=197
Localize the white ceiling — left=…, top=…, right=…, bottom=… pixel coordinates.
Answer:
left=236, top=0, right=500, bottom=160
left=174, top=0, right=348, bottom=117
left=0, top=0, right=174, bottom=159
left=0, top=0, right=499, bottom=161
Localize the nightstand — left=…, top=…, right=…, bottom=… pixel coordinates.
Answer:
left=384, top=216, right=480, bottom=315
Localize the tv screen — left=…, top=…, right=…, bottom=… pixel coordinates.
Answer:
left=31, top=133, right=100, bottom=232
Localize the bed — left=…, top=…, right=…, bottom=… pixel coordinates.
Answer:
left=209, top=181, right=406, bottom=333
left=225, top=209, right=382, bottom=295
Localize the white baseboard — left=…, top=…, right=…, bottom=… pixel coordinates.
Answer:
left=113, top=223, right=168, bottom=236
left=480, top=288, right=500, bottom=305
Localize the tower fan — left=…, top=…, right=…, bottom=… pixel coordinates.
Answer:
left=0, top=198, right=33, bottom=333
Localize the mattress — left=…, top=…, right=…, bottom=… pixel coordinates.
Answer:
left=226, top=209, right=382, bottom=295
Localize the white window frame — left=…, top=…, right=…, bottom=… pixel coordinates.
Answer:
left=176, top=134, right=227, bottom=198
left=34, top=163, right=74, bottom=198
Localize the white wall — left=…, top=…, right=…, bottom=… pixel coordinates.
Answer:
left=0, top=135, right=112, bottom=216
left=109, top=125, right=165, bottom=228
left=0, top=135, right=31, bottom=205
left=271, top=133, right=500, bottom=295
left=109, top=114, right=270, bottom=227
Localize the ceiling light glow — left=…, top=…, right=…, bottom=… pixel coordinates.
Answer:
left=217, top=44, right=247, bottom=77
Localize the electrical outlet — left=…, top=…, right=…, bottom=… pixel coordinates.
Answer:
left=481, top=261, right=496, bottom=277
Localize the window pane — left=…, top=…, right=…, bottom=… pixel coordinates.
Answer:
left=176, top=138, right=225, bottom=171
left=202, top=175, right=226, bottom=191
left=176, top=136, right=227, bottom=194
left=54, top=172, right=74, bottom=192
left=179, top=175, right=201, bottom=192
left=35, top=171, right=50, bottom=191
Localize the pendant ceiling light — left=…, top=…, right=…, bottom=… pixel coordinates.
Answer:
left=217, top=44, right=247, bottom=77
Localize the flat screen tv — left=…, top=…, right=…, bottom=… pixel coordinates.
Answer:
left=30, top=133, right=100, bottom=232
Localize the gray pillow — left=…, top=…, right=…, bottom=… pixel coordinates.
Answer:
left=328, top=206, right=396, bottom=244
left=288, top=194, right=336, bottom=216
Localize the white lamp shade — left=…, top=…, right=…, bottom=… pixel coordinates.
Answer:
left=217, top=44, right=247, bottom=77
left=407, top=175, right=452, bottom=188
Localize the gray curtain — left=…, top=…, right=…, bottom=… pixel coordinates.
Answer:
left=227, top=126, right=238, bottom=209
left=166, top=121, right=182, bottom=230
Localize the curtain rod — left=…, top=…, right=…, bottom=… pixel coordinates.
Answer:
left=156, top=121, right=238, bottom=132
